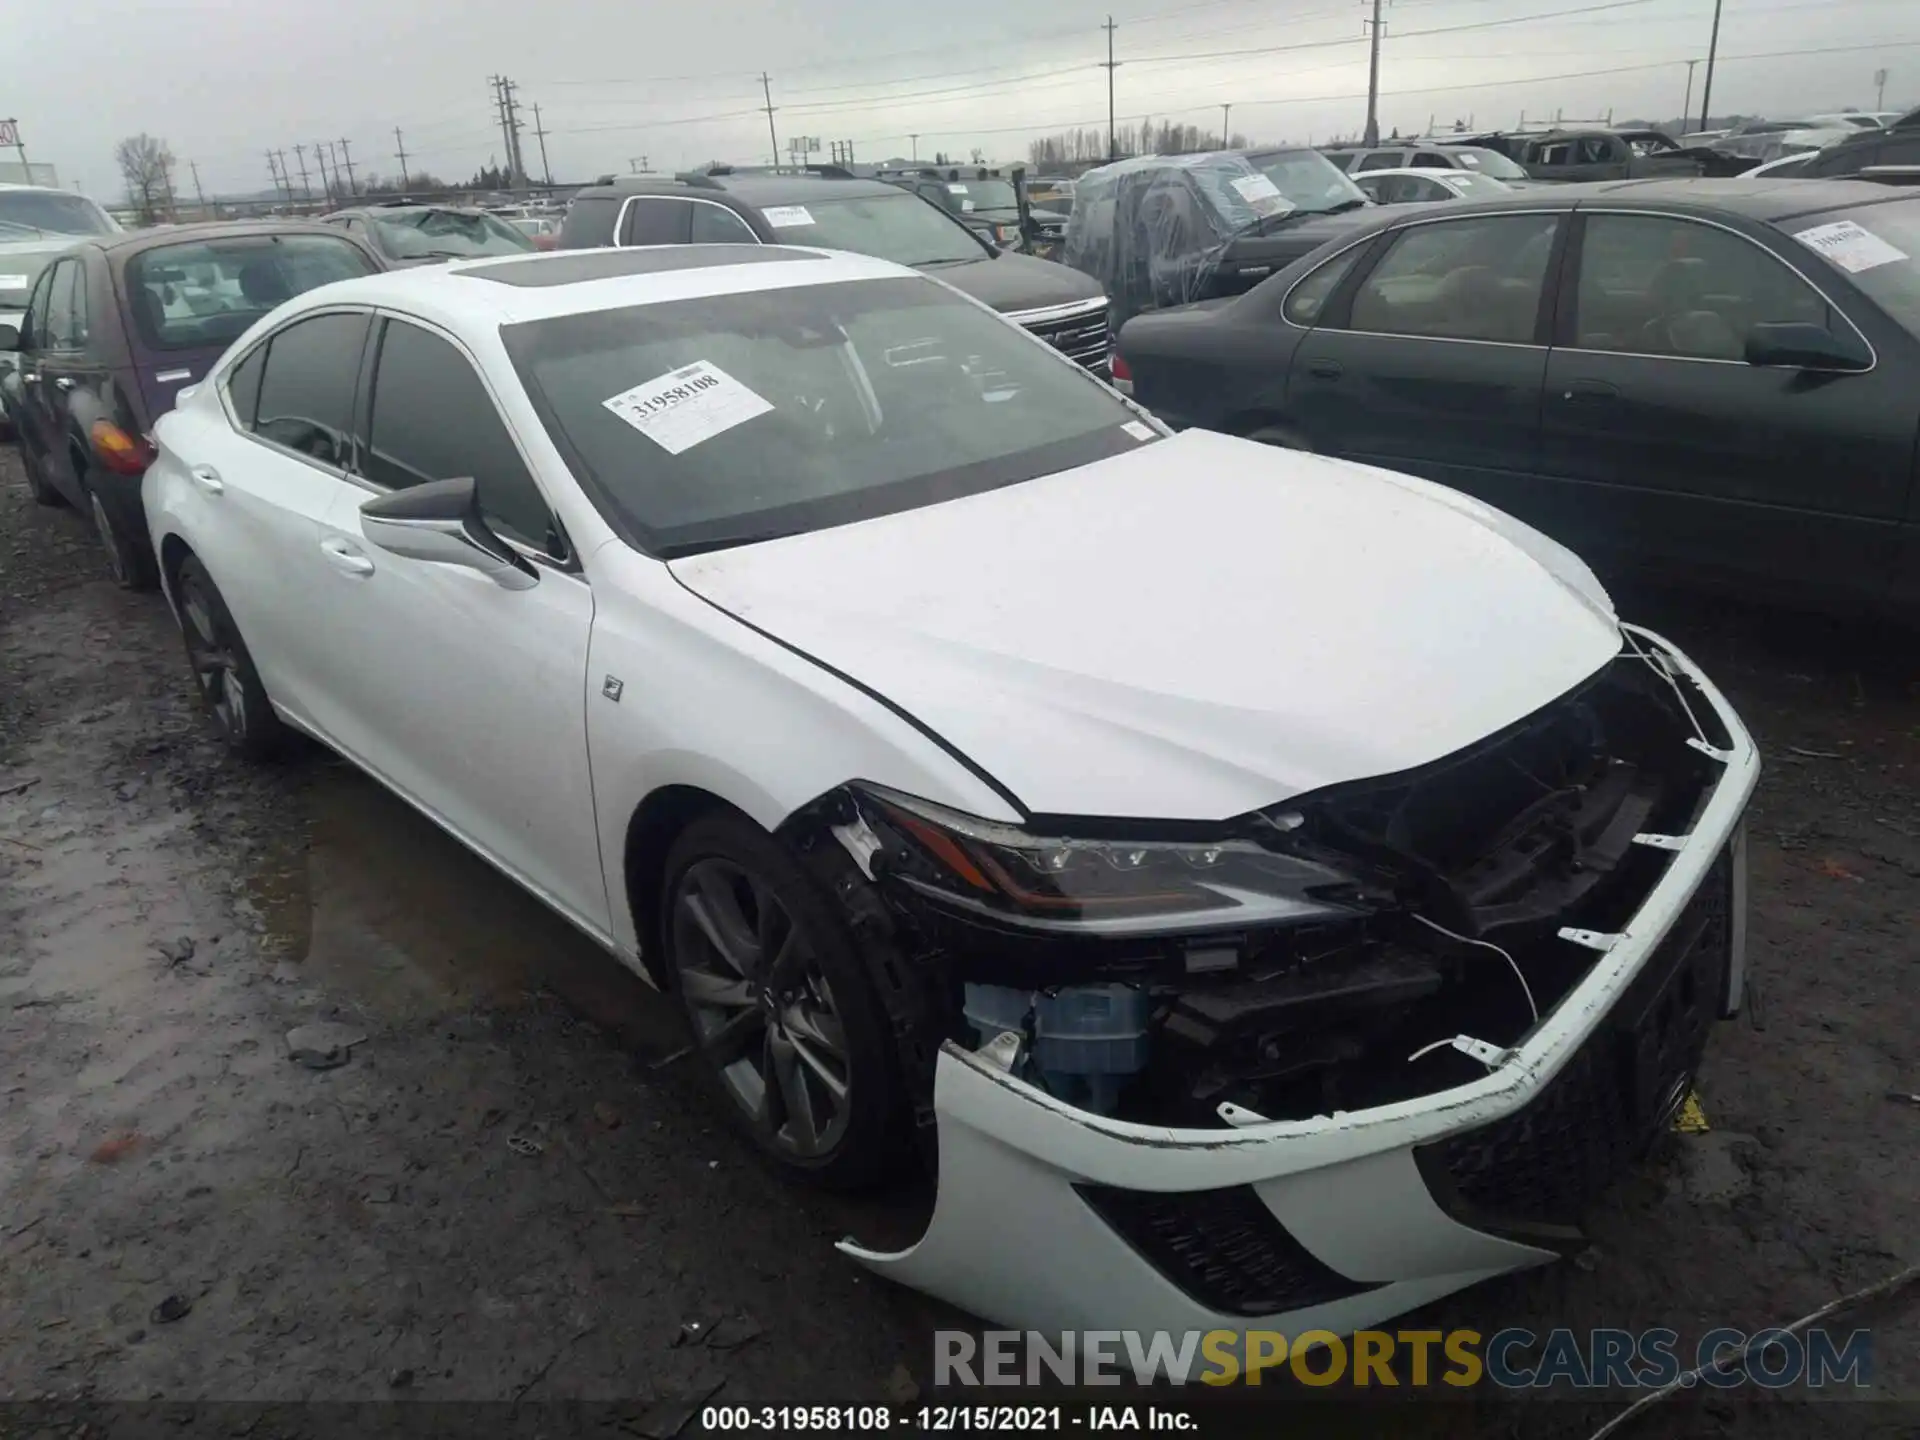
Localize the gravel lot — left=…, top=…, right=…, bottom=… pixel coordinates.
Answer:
left=0, top=441, right=1914, bottom=1435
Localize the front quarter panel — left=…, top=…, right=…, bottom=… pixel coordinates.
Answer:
left=581, top=541, right=1024, bottom=966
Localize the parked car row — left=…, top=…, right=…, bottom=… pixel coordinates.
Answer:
left=2, top=230, right=1758, bottom=1343
left=1112, top=177, right=1920, bottom=621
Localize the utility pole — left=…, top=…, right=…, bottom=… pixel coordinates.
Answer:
left=531, top=102, right=553, bottom=186
left=1362, top=0, right=1385, bottom=147
left=1101, top=18, right=1120, bottom=159
left=490, top=75, right=521, bottom=186
left=189, top=160, right=208, bottom=217
left=337, top=138, right=358, bottom=195
left=1875, top=68, right=1890, bottom=110
left=292, top=143, right=313, bottom=201
left=266, top=150, right=286, bottom=202
left=1, top=120, right=30, bottom=182
left=313, top=142, right=333, bottom=201
left=629, top=156, right=649, bottom=173
left=394, top=127, right=411, bottom=188
left=1698, top=0, right=1724, bottom=132
left=909, top=133, right=919, bottom=160
left=502, top=78, right=527, bottom=188
left=1221, top=102, right=1232, bottom=147
left=1682, top=59, right=1699, bottom=129
left=760, top=73, right=780, bottom=169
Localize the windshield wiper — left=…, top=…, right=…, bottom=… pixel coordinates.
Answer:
left=905, top=256, right=978, bottom=268
left=659, top=529, right=799, bottom=558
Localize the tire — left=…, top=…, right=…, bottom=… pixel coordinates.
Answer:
left=1246, top=425, right=1315, bottom=453
left=20, top=441, right=63, bottom=508
left=173, top=554, right=289, bottom=762
left=83, top=472, right=158, bottom=591
left=661, top=811, right=903, bottom=1190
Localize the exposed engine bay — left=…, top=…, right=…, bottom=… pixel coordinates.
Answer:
left=790, top=639, right=1728, bottom=1131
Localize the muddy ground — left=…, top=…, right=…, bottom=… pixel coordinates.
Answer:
left=0, top=442, right=1914, bottom=1436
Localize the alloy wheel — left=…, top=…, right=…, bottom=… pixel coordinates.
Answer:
left=671, top=857, right=852, bottom=1159
left=90, top=494, right=128, bottom=586
left=178, top=578, right=248, bottom=741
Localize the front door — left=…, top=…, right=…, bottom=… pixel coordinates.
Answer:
left=22, top=257, right=87, bottom=505
left=1538, top=210, right=1919, bottom=609
left=1287, top=209, right=1562, bottom=519
left=309, top=314, right=608, bottom=936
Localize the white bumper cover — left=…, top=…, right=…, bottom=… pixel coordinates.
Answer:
left=842, top=628, right=1759, bottom=1336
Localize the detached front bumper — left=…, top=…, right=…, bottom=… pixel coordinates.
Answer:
left=842, top=626, right=1758, bottom=1336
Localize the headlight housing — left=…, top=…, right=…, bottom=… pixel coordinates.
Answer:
left=854, top=783, right=1369, bottom=934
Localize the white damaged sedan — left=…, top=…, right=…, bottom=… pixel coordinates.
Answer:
left=144, top=244, right=1757, bottom=1338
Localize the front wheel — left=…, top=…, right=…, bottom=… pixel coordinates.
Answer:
left=174, top=554, right=289, bottom=761
left=662, top=812, right=903, bottom=1189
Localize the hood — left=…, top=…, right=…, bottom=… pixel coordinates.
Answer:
left=927, top=249, right=1105, bottom=314
left=0, top=235, right=80, bottom=313
left=671, top=429, right=1622, bottom=821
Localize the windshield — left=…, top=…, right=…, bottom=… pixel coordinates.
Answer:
left=755, top=193, right=985, bottom=266
left=371, top=208, right=534, bottom=259
left=1784, top=199, right=1920, bottom=338
left=955, top=178, right=1019, bottom=212
left=0, top=189, right=117, bottom=240
left=1445, top=172, right=1515, bottom=198
left=503, top=276, right=1144, bottom=556
left=1243, top=150, right=1370, bottom=213
left=1448, top=147, right=1528, bottom=179
left=127, top=234, right=378, bottom=351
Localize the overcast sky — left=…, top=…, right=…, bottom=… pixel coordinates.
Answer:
left=10, top=0, right=1916, bottom=197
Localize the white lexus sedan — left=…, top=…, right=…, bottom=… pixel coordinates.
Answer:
left=145, top=244, right=1757, bottom=1342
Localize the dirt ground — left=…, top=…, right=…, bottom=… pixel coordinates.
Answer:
left=0, top=441, right=1914, bottom=1435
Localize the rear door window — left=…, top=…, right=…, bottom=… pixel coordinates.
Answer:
left=224, top=344, right=267, bottom=427
left=621, top=198, right=693, bottom=246
left=1355, top=152, right=1402, bottom=172
left=563, top=196, right=619, bottom=248
left=251, top=311, right=369, bottom=467
left=44, top=259, right=83, bottom=351
left=1347, top=213, right=1560, bottom=343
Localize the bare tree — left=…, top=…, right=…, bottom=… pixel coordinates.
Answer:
left=115, top=133, right=175, bottom=225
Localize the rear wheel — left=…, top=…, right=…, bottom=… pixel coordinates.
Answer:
left=174, top=554, right=288, bottom=761
left=662, top=811, right=902, bottom=1189
left=20, top=441, right=62, bottom=507
left=83, top=472, right=158, bottom=590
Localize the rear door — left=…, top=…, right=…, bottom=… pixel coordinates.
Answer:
left=27, top=258, right=88, bottom=501
left=187, top=309, right=376, bottom=729
left=10, top=267, right=59, bottom=486
left=1538, top=209, right=1916, bottom=608
left=1286, top=209, right=1563, bottom=515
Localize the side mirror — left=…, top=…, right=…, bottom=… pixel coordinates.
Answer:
left=359, top=476, right=538, bottom=590
left=0, top=323, right=18, bottom=352
left=1744, top=321, right=1871, bottom=371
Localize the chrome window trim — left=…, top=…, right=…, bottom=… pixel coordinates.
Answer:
left=613, top=193, right=764, bottom=248
left=1555, top=207, right=1879, bottom=374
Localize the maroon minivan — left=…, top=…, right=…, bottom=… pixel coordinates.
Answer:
left=0, top=221, right=382, bottom=588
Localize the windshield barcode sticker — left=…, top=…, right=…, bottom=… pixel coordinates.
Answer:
left=1229, top=174, right=1283, bottom=203
left=603, top=361, right=774, bottom=455
left=761, top=205, right=814, bottom=228
left=0, top=274, right=30, bottom=291
left=1791, top=220, right=1907, bottom=274
left=947, top=184, right=969, bottom=194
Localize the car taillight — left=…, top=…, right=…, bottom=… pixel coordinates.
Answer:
left=90, top=419, right=157, bottom=476
left=1109, top=351, right=1134, bottom=393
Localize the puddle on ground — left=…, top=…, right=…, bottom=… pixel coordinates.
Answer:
left=246, top=756, right=686, bottom=1056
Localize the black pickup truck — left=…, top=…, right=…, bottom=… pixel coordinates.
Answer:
left=1450, top=128, right=1749, bottom=181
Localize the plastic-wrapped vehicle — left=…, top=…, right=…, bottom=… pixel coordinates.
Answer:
left=1063, top=150, right=1394, bottom=326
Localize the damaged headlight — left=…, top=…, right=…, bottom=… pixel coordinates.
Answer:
left=854, top=783, right=1369, bottom=934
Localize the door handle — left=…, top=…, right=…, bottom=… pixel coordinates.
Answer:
left=52, top=376, right=74, bottom=392
left=189, top=464, right=223, bottom=495
left=1306, top=358, right=1344, bottom=380
left=319, top=537, right=376, bottom=577
left=21, top=371, right=40, bottom=385
left=1561, top=379, right=1620, bottom=401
